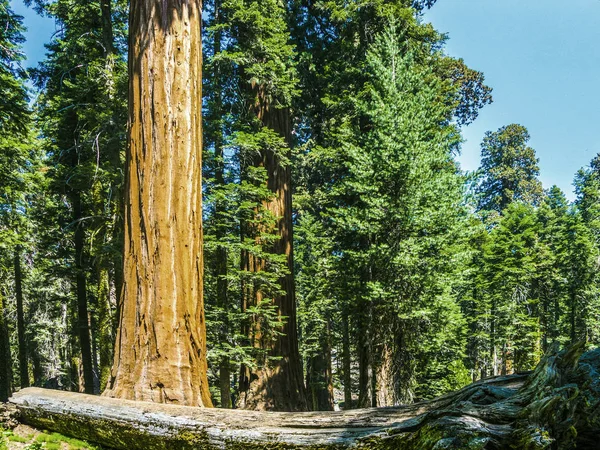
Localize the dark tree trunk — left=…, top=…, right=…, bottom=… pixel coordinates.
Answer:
left=0, top=293, right=12, bottom=402
left=99, top=0, right=114, bottom=56
left=306, top=321, right=334, bottom=411
left=72, top=191, right=95, bottom=395
left=342, top=314, right=352, bottom=409
left=14, top=246, right=28, bottom=389
left=238, top=86, right=308, bottom=412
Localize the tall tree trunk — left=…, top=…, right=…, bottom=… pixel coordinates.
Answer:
left=0, top=293, right=12, bottom=401
left=14, top=246, right=28, bottom=388
left=103, top=0, right=211, bottom=407
left=212, top=0, right=231, bottom=409
left=72, top=191, right=95, bottom=394
left=100, top=0, right=115, bottom=56
left=570, top=287, right=577, bottom=344
left=97, top=266, right=113, bottom=391
left=357, top=323, right=371, bottom=408
left=490, top=298, right=497, bottom=377
left=306, top=321, right=334, bottom=411
left=342, top=314, right=352, bottom=409
left=237, top=85, right=308, bottom=412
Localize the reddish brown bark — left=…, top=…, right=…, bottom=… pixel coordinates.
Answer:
left=238, top=86, right=308, bottom=411
left=103, top=0, right=211, bottom=406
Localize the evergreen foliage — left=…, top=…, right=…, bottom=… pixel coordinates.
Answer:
left=2, top=0, right=599, bottom=416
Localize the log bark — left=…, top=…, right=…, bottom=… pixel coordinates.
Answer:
left=10, top=344, right=600, bottom=449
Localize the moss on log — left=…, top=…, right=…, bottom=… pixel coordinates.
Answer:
left=8, top=344, right=600, bottom=449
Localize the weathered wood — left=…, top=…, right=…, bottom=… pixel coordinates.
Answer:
left=9, top=345, right=600, bottom=449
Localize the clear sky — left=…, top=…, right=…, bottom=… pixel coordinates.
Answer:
left=12, top=0, right=55, bottom=66
left=11, top=0, right=600, bottom=200
left=424, top=0, right=600, bottom=200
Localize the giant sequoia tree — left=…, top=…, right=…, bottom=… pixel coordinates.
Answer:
left=103, top=0, right=212, bottom=407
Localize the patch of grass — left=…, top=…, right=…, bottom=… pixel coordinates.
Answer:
left=35, top=432, right=51, bottom=443
left=24, top=442, right=43, bottom=450
left=8, top=434, right=29, bottom=443
left=32, top=430, right=99, bottom=450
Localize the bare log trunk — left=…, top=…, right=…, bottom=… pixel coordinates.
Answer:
left=11, top=344, right=600, bottom=449
left=103, top=0, right=211, bottom=407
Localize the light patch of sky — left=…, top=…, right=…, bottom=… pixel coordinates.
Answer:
left=424, top=0, right=600, bottom=201
left=11, top=0, right=55, bottom=67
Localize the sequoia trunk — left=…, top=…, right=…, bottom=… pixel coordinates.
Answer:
left=103, top=0, right=211, bottom=406
left=238, top=86, right=308, bottom=411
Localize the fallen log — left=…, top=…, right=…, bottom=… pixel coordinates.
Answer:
left=8, top=344, right=600, bottom=450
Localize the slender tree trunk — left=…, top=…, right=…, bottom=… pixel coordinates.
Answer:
left=71, top=191, right=95, bottom=395
left=306, top=321, right=334, bottom=411
left=100, top=0, right=115, bottom=56
left=103, top=0, right=211, bottom=407
left=357, top=324, right=371, bottom=408
left=0, top=293, right=12, bottom=401
left=14, top=246, right=28, bottom=388
left=211, top=0, right=231, bottom=409
left=97, top=266, right=113, bottom=391
left=570, top=287, right=577, bottom=344
left=490, top=299, right=497, bottom=377
left=342, top=314, right=352, bottom=409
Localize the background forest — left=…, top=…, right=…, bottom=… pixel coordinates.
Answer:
left=1, top=0, right=599, bottom=412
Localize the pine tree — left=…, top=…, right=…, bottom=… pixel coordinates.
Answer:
left=477, top=124, right=543, bottom=213
left=0, top=0, right=35, bottom=394
left=482, top=202, right=543, bottom=374
left=30, top=0, right=127, bottom=394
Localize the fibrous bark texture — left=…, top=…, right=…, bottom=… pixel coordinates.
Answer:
left=12, top=344, right=600, bottom=449
left=103, top=0, right=211, bottom=407
left=238, top=88, right=307, bottom=412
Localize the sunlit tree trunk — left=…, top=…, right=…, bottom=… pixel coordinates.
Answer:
left=103, top=0, right=212, bottom=406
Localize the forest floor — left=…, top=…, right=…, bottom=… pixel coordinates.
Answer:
left=1, top=404, right=101, bottom=450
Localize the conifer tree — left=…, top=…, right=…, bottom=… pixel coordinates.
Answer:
left=31, top=0, right=127, bottom=394
left=477, top=124, right=543, bottom=213
left=0, top=0, right=34, bottom=393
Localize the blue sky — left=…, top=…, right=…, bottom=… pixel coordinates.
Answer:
left=12, top=0, right=55, bottom=66
left=11, top=0, right=600, bottom=200
left=424, top=0, right=600, bottom=200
